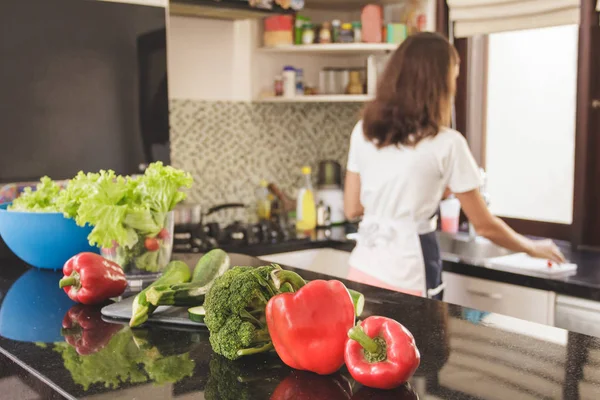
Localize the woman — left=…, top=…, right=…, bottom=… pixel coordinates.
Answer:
left=344, top=32, right=565, bottom=299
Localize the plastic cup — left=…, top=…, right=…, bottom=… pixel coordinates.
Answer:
left=440, top=198, right=461, bottom=234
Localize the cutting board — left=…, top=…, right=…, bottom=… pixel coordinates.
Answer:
left=487, top=253, right=577, bottom=277
left=101, top=295, right=205, bottom=327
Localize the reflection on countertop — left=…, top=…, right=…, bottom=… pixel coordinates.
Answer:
left=0, top=253, right=599, bottom=399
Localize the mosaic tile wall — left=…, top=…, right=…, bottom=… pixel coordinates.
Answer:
left=170, top=99, right=362, bottom=224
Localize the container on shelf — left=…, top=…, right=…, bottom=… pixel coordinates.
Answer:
left=346, top=70, right=364, bottom=95
left=274, top=75, right=283, bottom=96
left=295, top=15, right=309, bottom=45
left=331, top=19, right=341, bottom=43
left=387, top=23, right=407, bottom=44
left=283, top=66, right=296, bottom=98
left=361, top=4, right=383, bottom=43
left=340, top=23, right=354, bottom=43
left=263, top=15, right=293, bottom=47
left=302, top=22, right=315, bottom=44
left=295, top=68, right=304, bottom=96
left=352, top=21, right=362, bottom=43
left=319, top=22, right=332, bottom=44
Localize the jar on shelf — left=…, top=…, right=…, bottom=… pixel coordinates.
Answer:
left=346, top=70, right=364, bottom=95
left=319, top=22, right=332, bottom=44
left=302, top=22, right=315, bottom=44
left=352, top=21, right=362, bottom=43
left=340, top=23, right=354, bottom=43
left=274, top=75, right=283, bottom=96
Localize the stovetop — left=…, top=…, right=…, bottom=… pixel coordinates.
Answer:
left=172, top=220, right=297, bottom=254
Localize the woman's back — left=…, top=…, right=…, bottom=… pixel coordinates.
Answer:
left=347, top=121, right=481, bottom=234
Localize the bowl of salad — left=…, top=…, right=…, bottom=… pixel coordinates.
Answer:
left=100, top=210, right=175, bottom=279
left=0, top=163, right=192, bottom=277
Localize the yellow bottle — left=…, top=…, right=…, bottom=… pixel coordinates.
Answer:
left=296, top=166, right=317, bottom=231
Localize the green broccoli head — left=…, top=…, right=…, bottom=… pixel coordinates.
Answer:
left=204, top=265, right=305, bottom=360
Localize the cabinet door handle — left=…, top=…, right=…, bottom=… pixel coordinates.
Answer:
left=467, top=289, right=503, bottom=300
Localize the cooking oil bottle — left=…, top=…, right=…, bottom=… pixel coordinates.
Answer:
left=296, top=166, right=316, bottom=231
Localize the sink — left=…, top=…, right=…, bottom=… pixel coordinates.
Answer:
left=436, top=231, right=514, bottom=264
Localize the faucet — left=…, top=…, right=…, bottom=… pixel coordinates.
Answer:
left=469, top=168, right=490, bottom=240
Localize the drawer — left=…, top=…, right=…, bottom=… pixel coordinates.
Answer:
left=442, top=272, right=555, bottom=325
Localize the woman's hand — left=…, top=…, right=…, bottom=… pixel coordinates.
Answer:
left=527, top=239, right=566, bottom=264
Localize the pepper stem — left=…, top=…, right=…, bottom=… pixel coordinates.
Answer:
left=348, top=326, right=379, bottom=353
left=59, top=276, right=78, bottom=289
left=348, top=325, right=388, bottom=363
left=270, top=270, right=306, bottom=292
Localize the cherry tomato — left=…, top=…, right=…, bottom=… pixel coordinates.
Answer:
left=547, top=260, right=553, bottom=268
left=157, top=228, right=170, bottom=240
left=144, top=237, right=160, bottom=252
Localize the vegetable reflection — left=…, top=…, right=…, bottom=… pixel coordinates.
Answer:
left=270, top=370, right=353, bottom=400
left=205, top=353, right=288, bottom=400
left=54, top=306, right=196, bottom=390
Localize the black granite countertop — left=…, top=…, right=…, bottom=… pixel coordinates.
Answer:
left=225, top=226, right=600, bottom=302
left=0, top=253, right=599, bottom=399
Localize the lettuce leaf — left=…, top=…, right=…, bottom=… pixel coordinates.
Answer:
left=8, top=177, right=62, bottom=212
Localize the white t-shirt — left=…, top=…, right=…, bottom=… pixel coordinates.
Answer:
left=347, top=121, right=482, bottom=234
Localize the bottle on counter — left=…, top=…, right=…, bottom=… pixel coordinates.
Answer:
left=283, top=66, right=296, bottom=98
left=256, top=179, right=272, bottom=221
left=295, top=68, right=304, bottom=96
left=296, top=166, right=317, bottom=231
left=331, top=19, right=341, bottom=43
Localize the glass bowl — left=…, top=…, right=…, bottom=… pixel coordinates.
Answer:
left=101, top=211, right=174, bottom=283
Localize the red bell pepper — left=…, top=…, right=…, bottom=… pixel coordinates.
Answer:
left=270, top=370, right=352, bottom=400
left=345, top=316, right=420, bottom=390
left=61, top=305, right=123, bottom=355
left=266, top=278, right=355, bottom=375
left=59, top=252, right=128, bottom=305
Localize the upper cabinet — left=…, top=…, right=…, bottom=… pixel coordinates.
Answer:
left=253, top=0, right=436, bottom=102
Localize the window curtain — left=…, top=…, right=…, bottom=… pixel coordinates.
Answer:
left=448, top=0, right=580, bottom=38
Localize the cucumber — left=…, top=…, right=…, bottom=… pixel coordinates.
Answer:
left=188, top=306, right=206, bottom=323
left=145, top=249, right=231, bottom=307
left=129, top=260, right=192, bottom=327
left=192, top=249, right=230, bottom=286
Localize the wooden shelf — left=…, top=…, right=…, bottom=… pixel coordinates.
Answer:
left=259, top=43, right=398, bottom=55
left=255, top=94, right=373, bottom=103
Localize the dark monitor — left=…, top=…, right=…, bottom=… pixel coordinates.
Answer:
left=0, top=0, right=169, bottom=184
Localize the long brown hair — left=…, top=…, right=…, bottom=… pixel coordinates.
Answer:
left=363, top=32, right=459, bottom=147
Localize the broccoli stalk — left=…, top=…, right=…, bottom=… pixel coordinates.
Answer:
left=203, top=265, right=306, bottom=360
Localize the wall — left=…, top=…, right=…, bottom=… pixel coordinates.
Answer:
left=167, top=16, right=237, bottom=101
left=485, top=25, right=578, bottom=224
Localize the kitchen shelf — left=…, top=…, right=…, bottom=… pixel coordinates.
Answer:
left=255, top=94, right=373, bottom=103
left=259, top=43, right=398, bottom=55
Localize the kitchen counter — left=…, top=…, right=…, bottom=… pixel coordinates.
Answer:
left=0, top=253, right=599, bottom=399
left=226, top=226, right=600, bottom=302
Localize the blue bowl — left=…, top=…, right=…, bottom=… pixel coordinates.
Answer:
left=0, top=268, right=76, bottom=342
left=0, top=203, right=98, bottom=270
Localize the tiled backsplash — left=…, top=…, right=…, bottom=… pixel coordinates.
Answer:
left=170, top=99, right=361, bottom=224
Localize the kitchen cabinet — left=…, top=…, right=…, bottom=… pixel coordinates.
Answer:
left=442, top=271, right=556, bottom=326
left=260, top=248, right=351, bottom=279
left=555, top=295, right=600, bottom=338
